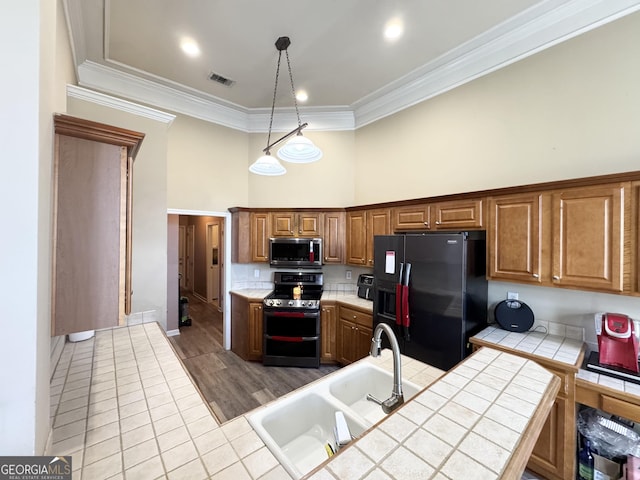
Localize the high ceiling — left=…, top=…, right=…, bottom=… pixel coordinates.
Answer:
left=64, top=0, right=640, bottom=130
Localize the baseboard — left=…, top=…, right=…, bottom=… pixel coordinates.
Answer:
left=166, top=329, right=180, bottom=337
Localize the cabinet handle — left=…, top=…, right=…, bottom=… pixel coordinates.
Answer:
left=532, top=273, right=539, bottom=278
left=424, top=221, right=429, bottom=226
left=553, top=275, right=560, bottom=280
left=290, top=230, right=294, bottom=234
left=353, top=315, right=357, bottom=319
left=435, top=221, right=441, bottom=225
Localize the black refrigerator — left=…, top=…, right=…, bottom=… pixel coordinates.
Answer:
left=373, top=231, right=487, bottom=371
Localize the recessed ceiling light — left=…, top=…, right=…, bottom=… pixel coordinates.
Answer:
left=180, top=38, right=201, bottom=57
left=296, top=90, right=308, bottom=102
left=384, top=18, right=403, bottom=40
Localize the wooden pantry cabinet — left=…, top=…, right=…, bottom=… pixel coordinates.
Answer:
left=488, top=183, right=627, bottom=292
left=323, top=211, right=345, bottom=264
left=231, top=209, right=270, bottom=263
left=52, top=114, right=144, bottom=336
left=392, top=198, right=483, bottom=232
left=346, top=208, right=391, bottom=266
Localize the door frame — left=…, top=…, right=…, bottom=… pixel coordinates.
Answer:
left=168, top=209, right=232, bottom=350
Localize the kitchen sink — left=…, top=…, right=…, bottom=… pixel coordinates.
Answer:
left=328, top=362, right=422, bottom=424
left=249, top=392, right=368, bottom=479
left=247, top=357, right=425, bottom=479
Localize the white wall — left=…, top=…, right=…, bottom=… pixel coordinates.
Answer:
left=0, top=0, right=59, bottom=455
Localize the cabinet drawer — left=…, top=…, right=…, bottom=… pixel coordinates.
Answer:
left=601, top=395, right=640, bottom=423
left=339, top=306, right=372, bottom=328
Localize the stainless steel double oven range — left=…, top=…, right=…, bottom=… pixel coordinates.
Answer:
left=262, top=271, right=323, bottom=368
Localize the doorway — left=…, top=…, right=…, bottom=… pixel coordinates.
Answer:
left=206, top=222, right=222, bottom=307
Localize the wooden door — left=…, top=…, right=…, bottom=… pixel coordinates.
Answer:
left=53, top=137, right=125, bottom=335
left=552, top=184, right=625, bottom=291
left=185, top=225, right=195, bottom=291
left=248, top=302, right=263, bottom=360
left=529, top=397, right=567, bottom=480
left=297, top=212, right=322, bottom=237
left=206, top=222, right=220, bottom=304
left=323, top=212, right=345, bottom=264
left=346, top=210, right=367, bottom=266
left=488, top=194, right=543, bottom=284
left=271, top=212, right=295, bottom=237
left=178, top=225, right=186, bottom=288
left=392, top=204, right=431, bottom=231
left=337, top=318, right=356, bottom=365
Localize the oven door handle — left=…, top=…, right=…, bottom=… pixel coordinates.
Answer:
left=266, top=335, right=319, bottom=342
left=265, top=311, right=317, bottom=318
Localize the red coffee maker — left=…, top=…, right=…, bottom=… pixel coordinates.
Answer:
left=596, top=313, right=639, bottom=373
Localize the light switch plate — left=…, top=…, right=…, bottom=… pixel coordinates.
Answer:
left=346, top=270, right=352, bottom=280
left=507, top=291, right=519, bottom=300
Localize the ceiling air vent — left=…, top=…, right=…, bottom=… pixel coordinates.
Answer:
left=208, top=71, right=235, bottom=87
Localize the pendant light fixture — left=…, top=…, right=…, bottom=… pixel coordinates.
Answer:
left=249, top=36, right=322, bottom=176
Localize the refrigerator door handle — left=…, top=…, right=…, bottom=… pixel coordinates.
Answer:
left=395, top=263, right=404, bottom=326
left=402, top=263, right=411, bottom=340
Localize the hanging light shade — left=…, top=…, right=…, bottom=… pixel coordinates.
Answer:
left=249, top=152, right=286, bottom=176
left=249, top=36, right=322, bottom=175
left=277, top=133, right=323, bottom=163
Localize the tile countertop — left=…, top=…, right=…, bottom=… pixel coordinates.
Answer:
left=471, top=325, right=585, bottom=369
left=306, top=347, right=560, bottom=480
left=230, top=289, right=374, bottom=312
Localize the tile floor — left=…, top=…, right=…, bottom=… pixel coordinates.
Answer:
left=48, top=323, right=289, bottom=480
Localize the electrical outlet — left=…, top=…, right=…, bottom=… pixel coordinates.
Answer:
left=346, top=270, right=352, bottom=280
left=254, top=269, right=260, bottom=278
left=507, top=291, right=519, bottom=300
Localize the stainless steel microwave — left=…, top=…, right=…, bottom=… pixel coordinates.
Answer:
left=269, top=238, right=322, bottom=268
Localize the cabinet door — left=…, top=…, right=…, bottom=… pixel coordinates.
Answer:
left=355, top=325, right=373, bottom=361
left=321, top=305, right=337, bottom=363
left=298, top=212, right=322, bottom=237
left=392, top=204, right=431, bottom=231
left=487, top=194, right=543, bottom=283
left=323, top=212, right=345, bottom=264
left=346, top=210, right=367, bottom=266
left=271, top=212, right=295, bottom=237
left=251, top=213, right=270, bottom=262
left=366, top=208, right=391, bottom=266
left=248, top=302, right=263, bottom=360
left=528, top=397, right=567, bottom=480
left=552, top=184, right=624, bottom=291
left=337, top=318, right=356, bottom=365
left=432, top=199, right=483, bottom=230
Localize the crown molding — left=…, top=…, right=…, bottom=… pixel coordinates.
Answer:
left=353, top=0, right=640, bottom=127
left=67, top=84, right=176, bottom=124
left=73, top=0, right=640, bottom=132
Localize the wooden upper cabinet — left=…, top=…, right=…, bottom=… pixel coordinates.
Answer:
left=323, top=211, right=345, bottom=264
left=392, top=199, right=482, bottom=232
left=366, top=209, right=391, bottom=266
left=432, top=199, right=483, bottom=230
left=271, top=212, right=322, bottom=237
left=52, top=114, right=144, bottom=336
left=552, top=184, right=626, bottom=292
left=251, top=212, right=270, bottom=262
left=393, top=204, right=431, bottom=231
left=487, top=193, right=543, bottom=284
left=346, top=210, right=367, bottom=265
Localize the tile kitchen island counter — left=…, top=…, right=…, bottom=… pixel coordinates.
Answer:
left=49, top=323, right=558, bottom=480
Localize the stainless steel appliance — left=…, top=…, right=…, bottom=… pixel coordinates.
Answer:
left=269, top=237, right=322, bottom=268
left=262, top=271, right=323, bottom=367
left=356, top=274, right=374, bottom=300
left=373, top=231, right=488, bottom=371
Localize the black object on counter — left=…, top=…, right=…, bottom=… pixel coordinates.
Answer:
left=494, top=299, right=534, bottom=333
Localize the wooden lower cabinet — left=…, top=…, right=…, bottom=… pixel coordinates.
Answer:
left=230, top=294, right=263, bottom=361
left=337, top=305, right=373, bottom=365
left=320, top=304, right=337, bottom=363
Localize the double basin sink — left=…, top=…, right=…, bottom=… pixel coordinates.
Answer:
left=247, top=360, right=422, bottom=479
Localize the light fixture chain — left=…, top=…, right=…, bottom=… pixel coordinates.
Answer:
left=266, top=50, right=283, bottom=151
left=285, top=49, right=302, bottom=128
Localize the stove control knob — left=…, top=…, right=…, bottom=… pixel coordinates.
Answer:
left=275, top=300, right=281, bottom=306
left=288, top=300, right=294, bottom=306
left=301, top=301, right=306, bottom=307
left=265, top=299, right=272, bottom=307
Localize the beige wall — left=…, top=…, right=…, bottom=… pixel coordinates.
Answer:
left=354, top=11, right=640, bottom=205
left=67, top=98, right=171, bottom=329
left=247, top=129, right=356, bottom=208
left=167, top=114, right=249, bottom=211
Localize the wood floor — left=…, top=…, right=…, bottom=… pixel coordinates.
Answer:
left=168, top=292, right=339, bottom=423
